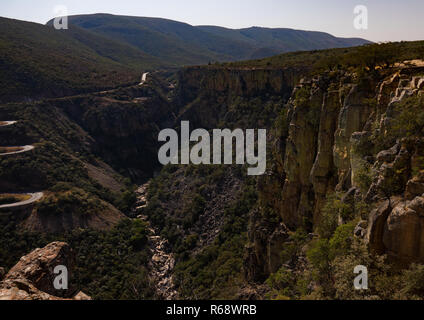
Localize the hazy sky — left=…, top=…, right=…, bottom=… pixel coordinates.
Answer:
left=0, top=0, right=423, bottom=42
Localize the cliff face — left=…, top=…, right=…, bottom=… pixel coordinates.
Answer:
left=246, top=66, right=424, bottom=279
left=142, top=67, right=301, bottom=298
left=178, top=67, right=301, bottom=98
left=153, top=63, right=424, bottom=293
left=176, top=67, right=301, bottom=129
left=279, top=74, right=376, bottom=229
left=53, top=83, right=176, bottom=181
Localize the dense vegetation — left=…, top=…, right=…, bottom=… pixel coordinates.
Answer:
left=0, top=217, right=154, bottom=299
left=2, top=24, right=424, bottom=300
left=140, top=75, right=289, bottom=298
left=145, top=163, right=257, bottom=299
left=226, top=41, right=424, bottom=73
left=174, top=181, right=257, bottom=299
left=0, top=101, right=131, bottom=212
left=253, top=42, right=424, bottom=300
left=265, top=197, right=424, bottom=300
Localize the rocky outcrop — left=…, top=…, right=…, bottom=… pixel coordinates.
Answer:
left=310, top=89, right=343, bottom=225
left=365, top=136, right=424, bottom=265
left=246, top=66, right=424, bottom=280
left=245, top=208, right=289, bottom=281
left=334, top=81, right=375, bottom=190
left=367, top=200, right=396, bottom=255
left=383, top=195, right=424, bottom=264
left=366, top=141, right=412, bottom=202
left=270, top=74, right=376, bottom=230
left=176, top=67, right=300, bottom=129
left=22, top=200, right=125, bottom=233
left=406, top=171, right=424, bottom=200
left=278, top=79, right=323, bottom=228
left=367, top=194, right=424, bottom=265
left=0, top=242, right=91, bottom=300
left=178, top=67, right=301, bottom=100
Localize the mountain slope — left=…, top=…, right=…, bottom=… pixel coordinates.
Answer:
left=60, top=14, right=254, bottom=65
left=0, top=17, right=163, bottom=103
left=56, top=14, right=371, bottom=65
left=198, top=26, right=371, bottom=58
left=1, top=14, right=371, bottom=103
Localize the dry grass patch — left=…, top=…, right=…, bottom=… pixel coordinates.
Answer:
left=0, top=194, right=31, bottom=205
left=0, top=146, right=24, bottom=153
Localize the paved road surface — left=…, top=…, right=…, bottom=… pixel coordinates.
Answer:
left=139, top=72, right=150, bottom=86
left=0, top=145, right=34, bottom=156
left=0, top=121, right=17, bottom=127
left=0, top=192, right=44, bottom=210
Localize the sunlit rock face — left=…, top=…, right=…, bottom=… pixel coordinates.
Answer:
left=0, top=242, right=91, bottom=300
left=246, top=65, right=424, bottom=279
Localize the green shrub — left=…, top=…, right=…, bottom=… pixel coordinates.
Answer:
left=400, top=264, right=424, bottom=298
left=329, top=223, right=355, bottom=259
left=355, top=165, right=373, bottom=193
left=317, top=193, right=353, bottom=239
left=279, top=229, right=308, bottom=265
left=37, top=188, right=104, bottom=217
left=0, top=219, right=153, bottom=300
left=391, top=95, right=424, bottom=138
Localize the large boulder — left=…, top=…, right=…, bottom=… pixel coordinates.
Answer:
left=0, top=242, right=91, bottom=300
left=367, top=195, right=424, bottom=265
left=383, top=195, right=424, bottom=264
left=367, top=200, right=394, bottom=255
left=366, top=142, right=411, bottom=203
left=406, top=172, right=424, bottom=200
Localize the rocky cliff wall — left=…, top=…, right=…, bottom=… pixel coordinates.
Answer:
left=247, top=66, right=424, bottom=279
left=178, top=67, right=301, bottom=100
left=52, top=83, right=175, bottom=181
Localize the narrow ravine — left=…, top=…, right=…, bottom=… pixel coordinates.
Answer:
left=134, top=183, right=178, bottom=300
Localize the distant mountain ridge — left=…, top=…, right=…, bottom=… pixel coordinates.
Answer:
left=197, top=25, right=370, bottom=59
left=48, top=14, right=371, bottom=66
left=0, top=14, right=371, bottom=103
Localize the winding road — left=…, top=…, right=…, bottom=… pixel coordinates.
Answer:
left=0, top=121, right=17, bottom=127
left=0, top=145, right=34, bottom=156
left=0, top=192, right=44, bottom=210
left=0, top=120, right=43, bottom=211
left=139, top=72, right=149, bottom=86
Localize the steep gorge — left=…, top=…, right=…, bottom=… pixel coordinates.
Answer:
left=151, top=51, right=424, bottom=298
left=3, top=42, right=424, bottom=300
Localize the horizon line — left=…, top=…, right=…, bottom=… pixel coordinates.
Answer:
left=0, top=13, right=375, bottom=42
